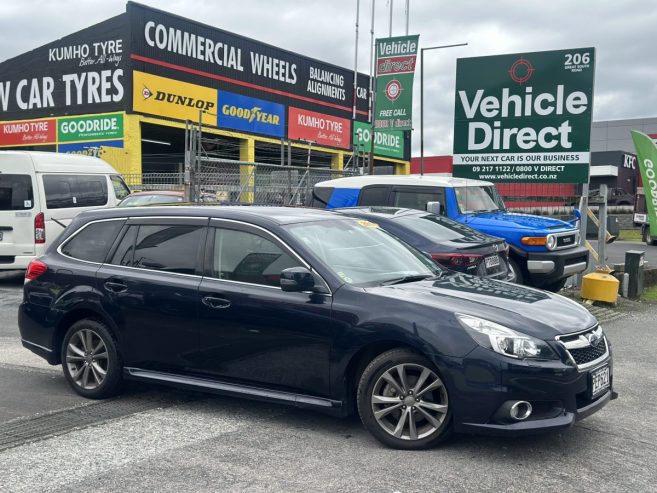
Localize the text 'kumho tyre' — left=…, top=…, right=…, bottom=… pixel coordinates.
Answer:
left=357, top=348, right=452, bottom=450
left=61, top=319, right=123, bottom=399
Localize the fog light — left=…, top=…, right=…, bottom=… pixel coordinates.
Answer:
left=509, top=401, right=533, bottom=421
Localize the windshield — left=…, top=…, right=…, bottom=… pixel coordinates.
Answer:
left=454, top=185, right=505, bottom=214
left=285, top=219, right=440, bottom=287
left=0, top=174, right=34, bottom=210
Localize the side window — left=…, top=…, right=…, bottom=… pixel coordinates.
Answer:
left=214, top=228, right=301, bottom=287
left=43, top=175, right=108, bottom=209
left=133, top=225, right=203, bottom=274
left=359, top=186, right=391, bottom=206
left=109, top=225, right=138, bottom=266
left=61, top=220, right=125, bottom=263
left=110, top=175, right=131, bottom=201
left=392, top=188, right=445, bottom=212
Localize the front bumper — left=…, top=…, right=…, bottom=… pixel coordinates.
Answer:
left=439, top=345, right=616, bottom=437
left=518, top=245, right=589, bottom=284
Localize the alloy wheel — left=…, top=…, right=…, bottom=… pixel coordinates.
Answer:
left=65, top=329, right=109, bottom=390
left=371, top=363, right=448, bottom=440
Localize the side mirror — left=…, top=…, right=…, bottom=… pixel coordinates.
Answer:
left=426, top=201, right=443, bottom=215
left=572, top=208, right=581, bottom=220
left=280, top=267, right=316, bottom=292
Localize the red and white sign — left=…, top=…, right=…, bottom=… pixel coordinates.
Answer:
left=0, top=119, right=56, bottom=146
left=288, top=107, right=350, bottom=150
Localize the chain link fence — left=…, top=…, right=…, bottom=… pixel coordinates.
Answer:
left=122, top=160, right=358, bottom=206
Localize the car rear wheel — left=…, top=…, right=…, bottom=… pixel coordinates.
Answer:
left=509, top=258, right=524, bottom=285
left=357, top=349, right=451, bottom=449
left=61, top=319, right=123, bottom=399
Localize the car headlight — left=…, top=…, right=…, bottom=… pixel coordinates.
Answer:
left=546, top=234, right=557, bottom=250
left=456, top=314, right=557, bottom=359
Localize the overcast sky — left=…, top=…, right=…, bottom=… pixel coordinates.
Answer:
left=0, top=0, right=655, bottom=156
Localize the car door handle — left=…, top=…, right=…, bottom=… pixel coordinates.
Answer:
left=202, top=296, right=231, bottom=309
left=104, top=281, right=128, bottom=293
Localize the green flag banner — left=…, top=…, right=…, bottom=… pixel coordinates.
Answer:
left=374, top=35, right=419, bottom=131
left=353, top=121, right=404, bottom=159
left=631, top=130, right=657, bottom=239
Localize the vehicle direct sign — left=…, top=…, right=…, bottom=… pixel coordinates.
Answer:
left=453, top=48, right=595, bottom=183
left=218, top=92, right=285, bottom=138
left=353, top=121, right=404, bottom=159
left=373, top=35, right=419, bottom=131
left=133, top=71, right=216, bottom=125
left=0, top=118, right=56, bottom=146
left=58, top=113, right=123, bottom=142
left=288, top=107, right=350, bottom=149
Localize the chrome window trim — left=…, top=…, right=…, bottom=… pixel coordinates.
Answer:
left=56, top=214, right=332, bottom=294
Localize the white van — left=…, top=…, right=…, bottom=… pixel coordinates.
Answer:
left=0, top=151, right=131, bottom=270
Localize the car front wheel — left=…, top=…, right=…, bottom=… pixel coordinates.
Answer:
left=357, top=349, right=451, bottom=449
left=61, top=319, right=123, bottom=399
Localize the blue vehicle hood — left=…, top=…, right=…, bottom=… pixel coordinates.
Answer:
left=460, top=212, right=574, bottom=233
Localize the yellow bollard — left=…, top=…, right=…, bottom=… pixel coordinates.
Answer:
left=580, top=272, right=619, bottom=304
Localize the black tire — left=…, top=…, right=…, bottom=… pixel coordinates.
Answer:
left=508, top=257, right=524, bottom=285
left=540, top=278, right=567, bottom=293
left=357, top=348, right=452, bottom=450
left=61, top=319, right=123, bottom=399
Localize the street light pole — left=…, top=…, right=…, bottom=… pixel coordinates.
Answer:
left=420, top=42, right=468, bottom=176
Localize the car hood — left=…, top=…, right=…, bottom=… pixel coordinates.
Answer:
left=460, top=212, right=574, bottom=233
left=365, top=272, right=596, bottom=338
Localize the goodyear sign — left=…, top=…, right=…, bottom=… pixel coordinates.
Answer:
left=132, top=71, right=216, bottom=124
left=218, top=91, right=285, bottom=137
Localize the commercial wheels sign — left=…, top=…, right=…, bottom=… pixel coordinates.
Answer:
left=453, top=48, right=595, bottom=183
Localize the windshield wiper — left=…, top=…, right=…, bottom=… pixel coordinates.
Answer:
left=380, top=274, right=435, bottom=286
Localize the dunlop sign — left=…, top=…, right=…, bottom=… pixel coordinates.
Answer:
left=132, top=71, right=216, bottom=125
left=453, top=48, right=595, bottom=183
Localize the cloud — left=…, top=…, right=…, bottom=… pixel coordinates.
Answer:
left=0, top=0, right=654, bottom=156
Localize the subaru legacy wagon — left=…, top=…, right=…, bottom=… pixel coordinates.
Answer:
left=18, top=206, right=616, bottom=449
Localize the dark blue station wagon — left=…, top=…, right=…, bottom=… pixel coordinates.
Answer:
left=18, top=206, right=616, bottom=449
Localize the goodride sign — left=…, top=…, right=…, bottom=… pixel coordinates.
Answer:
left=453, top=48, right=595, bottom=183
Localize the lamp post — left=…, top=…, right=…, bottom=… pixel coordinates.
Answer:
left=420, top=42, right=467, bottom=176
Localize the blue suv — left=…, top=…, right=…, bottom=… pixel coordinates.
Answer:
left=312, top=175, right=588, bottom=291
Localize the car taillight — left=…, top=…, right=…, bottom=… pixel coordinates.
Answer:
left=25, top=259, right=48, bottom=281
left=430, top=253, right=482, bottom=269
left=34, top=212, right=45, bottom=244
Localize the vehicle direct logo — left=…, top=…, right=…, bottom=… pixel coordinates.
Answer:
left=384, top=79, right=402, bottom=102
left=508, top=58, right=534, bottom=85
left=132, top=71, right=216, bottom=124
left=217, top=91, right=284, bottom=138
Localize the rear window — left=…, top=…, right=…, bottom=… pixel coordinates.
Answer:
left=43, top=174, right=108, bottom=209
left=395, top=215, right=471, bottom=242
left=61, top=220, right=125, bottom=263
left=0, top=174, right=34, bottom=210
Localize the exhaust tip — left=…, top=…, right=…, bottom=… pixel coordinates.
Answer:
left=509, top=401, right=532, bottom=421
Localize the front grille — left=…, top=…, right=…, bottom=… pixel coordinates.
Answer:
left=556, top=233, right=576, bottom=248
left=568, top=337, right=607, bottom=365
left=556, top=326, right=609, bottom=368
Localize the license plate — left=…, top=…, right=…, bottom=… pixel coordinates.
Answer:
left=484, top=255, right=500, bottom=269
left=590, top=364, right=610, bottom=398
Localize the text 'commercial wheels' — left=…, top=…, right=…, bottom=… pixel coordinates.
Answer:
left=357, top=349, right=451, bottom=449
left=61, top=319, right=123, bottom=399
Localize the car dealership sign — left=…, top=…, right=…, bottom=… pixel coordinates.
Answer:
left=453, top=48, right=595, bottom=183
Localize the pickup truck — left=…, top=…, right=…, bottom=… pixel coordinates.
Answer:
left=311, top=175, right=589, bottom=291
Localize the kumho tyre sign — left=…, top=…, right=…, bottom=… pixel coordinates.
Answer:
left=453, top=48, right=595, bottom=183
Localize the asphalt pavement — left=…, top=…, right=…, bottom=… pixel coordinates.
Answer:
left=1, top=273, right=657, bottom=492
left=588, top=240, right=657, bottom=267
